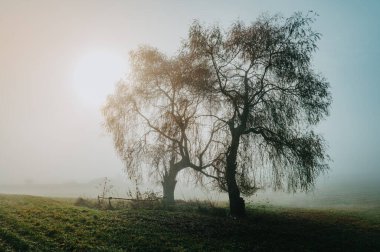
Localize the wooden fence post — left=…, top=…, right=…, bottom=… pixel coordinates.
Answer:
left=108, top=197, right=112, bottom=209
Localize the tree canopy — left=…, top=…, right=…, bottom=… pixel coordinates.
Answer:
left=185, top=12, right=331, bottom=216
left=102, top=46, right=223, bottom=204
left=103, top=12, right=331, bottom=217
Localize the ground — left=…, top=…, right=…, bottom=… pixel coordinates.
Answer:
left=0, top=194, right=379, bottom=251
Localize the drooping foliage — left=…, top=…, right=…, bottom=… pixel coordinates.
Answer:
left=103, top=12, right=331, bottom=216
left=186, top=12, right=331, bottom=199
left=102, top=46, right=223, bottom=202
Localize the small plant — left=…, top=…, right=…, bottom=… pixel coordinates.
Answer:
left=97, top=177, right=114, bottom=198
left=126, top=179, right=142, bottom=200
left=96, top=177, right=115, bottom=209
left=127, top=180, right=161, bottom=209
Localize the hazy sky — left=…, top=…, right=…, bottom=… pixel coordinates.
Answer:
left=0, top=0, right=379, bottom=187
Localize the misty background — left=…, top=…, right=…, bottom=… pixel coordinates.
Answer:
left=0, top=0, right=379, bottom=207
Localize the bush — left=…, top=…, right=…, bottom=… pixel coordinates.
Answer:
left=74, top=197, right=98, bottom=209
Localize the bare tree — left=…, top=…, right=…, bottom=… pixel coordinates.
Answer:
left=186, top=12, right=332, bottom=216
left=102, top=46, right=222, bottom=204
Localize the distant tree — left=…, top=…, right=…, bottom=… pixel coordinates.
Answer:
left=186, top=12, right=332, bottom=217
left=102, top=47, right=222, bottom=204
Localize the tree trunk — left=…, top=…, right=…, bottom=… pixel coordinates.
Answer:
left=162, top=166, right=178, bottom=205
left=226, top=132, right=246, bottom=217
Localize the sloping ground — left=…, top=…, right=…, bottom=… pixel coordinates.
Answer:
left=0, top=194, right=379, bottom=251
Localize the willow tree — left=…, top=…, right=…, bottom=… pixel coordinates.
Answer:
left=102, top=46, right=222, bottom=204
left=186, top=12, right=332, bottom=216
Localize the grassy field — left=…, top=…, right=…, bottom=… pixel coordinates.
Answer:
left=0, top=194, right=379, bottom=251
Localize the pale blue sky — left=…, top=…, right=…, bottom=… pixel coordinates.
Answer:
left=0, top=0, right=379, bottom=188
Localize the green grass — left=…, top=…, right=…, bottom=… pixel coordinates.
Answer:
left=0, top=194, right=379, bottom=251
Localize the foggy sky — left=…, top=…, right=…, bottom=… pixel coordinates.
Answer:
left=0, top=0, right=379, bottom=190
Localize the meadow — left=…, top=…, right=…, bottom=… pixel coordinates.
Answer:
left=0, top=194, right=379, bottom=251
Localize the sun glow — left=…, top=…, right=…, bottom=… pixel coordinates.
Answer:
left=71, top=50, right=127, bottom=108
